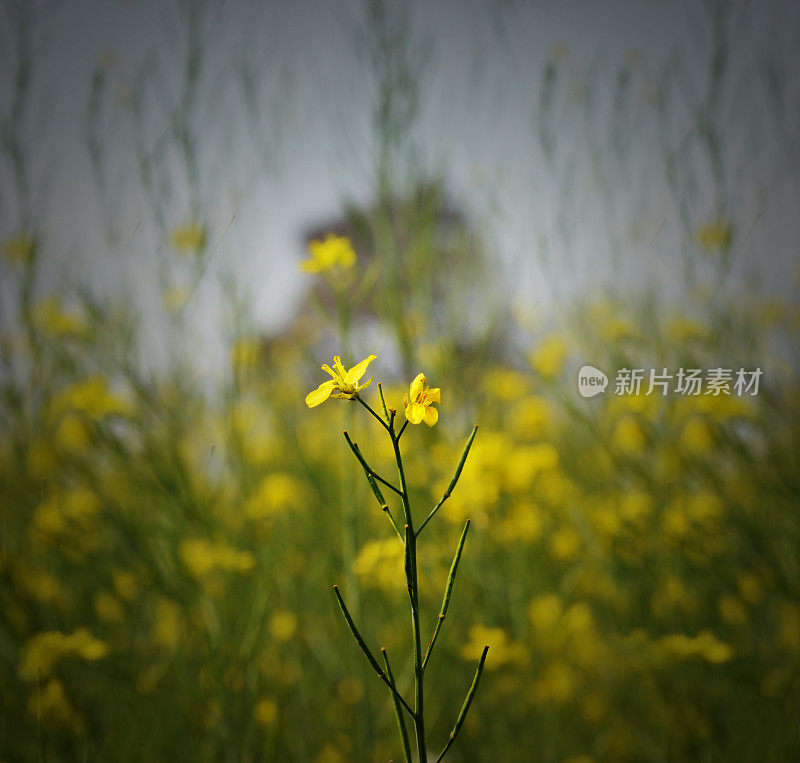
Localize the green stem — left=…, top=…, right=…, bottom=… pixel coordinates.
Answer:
left=391, top=427, right=426, bottom=763
left=382, top=648, right=413, bottom=763
left=356, top=395, right=390, bottom=431
left=343, top=431, right=403, bottom=496
left=417, top=426, right=478, bottom=536
left=332, top=585, right=415, bottom=718
left=423, top=519, right=471, bottom=670
left=435, top=646, right=489, bottom=762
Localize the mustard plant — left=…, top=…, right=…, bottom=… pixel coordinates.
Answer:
left=306, top=355, right=487, bottom=762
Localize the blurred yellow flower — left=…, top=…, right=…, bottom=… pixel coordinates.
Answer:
left=550, top=525, right=581, bottom=562
left=611, top=416, right=646, bottom=454
left=32, top=297, right=88, bottom=338
left=245, top=473, right=304, bottom=520
left=529, top=335, right=567, bottom=378
left=337, top=676, right=365, bottom=705
left=163, top=284, right=191, bottom=312
left=679, top=417, right=714, bottom=455
left=19, top=628, right=108, bottom=680
left=305, top=354, right=376, bottom=407
left=230, top=338, right=261, bottom=369
left=460, top=624, right=527, bottom=668
left=354, top=539, right=404, bottom=590
left=254, top=698, right=279, bottom=725
left=301, top=233, right=356, bottom=273
left=528, top=594, right=562, bottom=630
left=269, top=611, right=298, bottom=643
left=2, top=231, right=36, bottom=264
left=54, top=412, right=91, bottom=452
left=659, top=631, right=733, bottom=663
left=404, top=372, right=440, bottom=426
left=179, top=538, right=255, bottom=577
left=95, top=591, right=124, bottom=623
left=169, top=222, right=206, bottom=255
left=28, top=679, right=75, bottom=725
left=695, top=219, right=732, bottom=251
left=49, top=375, right=131, bottom=420
left=151, top=598, right=184, bottom=649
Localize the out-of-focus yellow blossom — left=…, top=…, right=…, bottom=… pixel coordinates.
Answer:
left=529, top=594, right=562, bottom=630
left=695, top=219, right=732, bottom=251
left=245, top=473, right=304, bottom=520
left=674, top=393, right=753, bottom=422
left=163, top=284, right=191, bottom=312
left=54, top=412, right=91, bottom=452
left=509, top=396, right=554, bottom=439
left=460, top=624, right=528, bottom=668
left=775, top=601, right=800, bottom=652
left=269, top=611, right=297, bottom=643
left=620, top=490, right=654, bottom=524
left=651, top=576, right=698, bottom=619
left=151, top=598, right=184, bottom=649
left=2, top=231, right=36, bottom=263
left=32, top=297, right=88, bottom=338
left=659, top=631, right=733, bottom=663
left=686, top=491, right=724, bottom=525
left=230, top=338, right=261, bottom=370
left=353, top=539, right=404, bottom=591
left=606, top=390, right=659, bottom=421
left=718, top=594, right=748, bottom=626
left=529, top=334, right=567, bottom=378
left=504, top=443, right=559, bottom=490
left=254, top=698, right=279, bottom=725
left=497, top=501, right=542, bottom=543
left=337, top=676, right=365, bottom=705
left=404, top=372, right=441, bottom=426
left=550, top=525, right=582, bottom=562
left=737, top=572, right=763, bottom=604
left=301, top=233, right=356, bottom=273
left=305, top=354, right=376, bottom=407
left=533, top=661, right=576, bottom=704
left=536, top=469, right=574, bottom=505
left=113, top=569, right=139, bottom=601
left=315, top=745, right=347, bottom=763
left=600, top=316, right=636, bottom=342
left=679, top=417, right=714, bottom=455
left=49, top=375, right=131, bottom=420
left=19, top=628, right=108, bottom=680
left=666, top=316, right=710, bottom=342
left=179, top=538, right=255, bottom=577
left=27, top=679, right=75, bottom=726
left=33, top=487, right=101, bottom=538
left=169, top=222, right=207, bottom=255
left=22, top=572, right=61, bottom=606
left=611, top=416, right=647, bottom=454
left=481, top=367, right=528, bottom=401
left=95, top=591, right=125, bottom=623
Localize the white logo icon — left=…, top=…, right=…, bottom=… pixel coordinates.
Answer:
left=578, top=365, right=608, bottom=397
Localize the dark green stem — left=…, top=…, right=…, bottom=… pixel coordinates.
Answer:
left=332, top=585, right=415, bottom=718
left=382, top=648, right=413, bottom=763
left=423, top=519, right=471, bottom=670
left=435, top=646, right=489, bottom=762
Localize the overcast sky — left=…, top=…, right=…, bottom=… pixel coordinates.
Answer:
left=1, top=0, right=798, bottom=368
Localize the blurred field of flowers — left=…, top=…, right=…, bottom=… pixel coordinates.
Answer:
left=2, top=1, right=800, bottom=761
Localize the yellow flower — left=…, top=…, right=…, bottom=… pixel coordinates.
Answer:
left=305, top=354, right=376, bottom=407
left=529, top=334, right=567, bottom=378
left=2, top=231, right=36, bottom=264
left=301, top=233, right=356, bottom=273
left=169, top=222, right=206, bottom=255
left=695, top=219, right=732, bottom=251
left=254, top=698, right=279, bottom=725
left=403, top=372, right=440, bottom=426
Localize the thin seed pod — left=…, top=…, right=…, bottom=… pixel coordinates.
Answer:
left=423, top=519, right=471, bottom=670
left=382, top=504, right=404, bottom=543
left=377, top=382, right=391, bottom=422
left=382, top=648, right=413, bottom=763
left=435, top=646, right=489, bottom=762
left=417, top=426, right=478, bottom=535
left=332, top=586, right=415, bottom=718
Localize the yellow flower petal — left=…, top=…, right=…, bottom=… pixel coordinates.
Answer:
left=423, top=405, right=439, bottom=427
left=409, top=373, right=426, bottom=402
left=345, top=354, right=376, bottom=384
left=305, top=380, right=336, bottom=408
left=406, top=402, right=426, bottom=424
left=426, top=387, right=441, bottom=404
